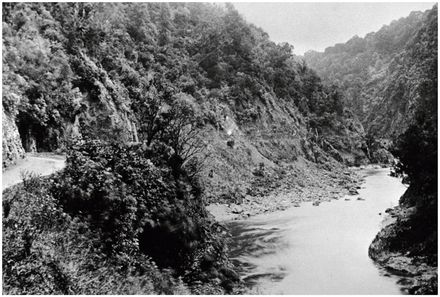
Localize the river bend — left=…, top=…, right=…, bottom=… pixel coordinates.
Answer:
left=228, top=168, right=407, bottom=294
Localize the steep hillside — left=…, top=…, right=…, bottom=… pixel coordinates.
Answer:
left=2, top=3, right=368, bottom=198
left=304, top=7, right=434, bottom=141
left=370, top=6, right=437, bottom=293
left=2, top=3, right=369, bottom=294
left=376, top=7, right=436, bottom=294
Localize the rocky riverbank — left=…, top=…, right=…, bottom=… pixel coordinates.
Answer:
left=369, top=206, right=438, bottom=294
left=207, top=160, right=368, bottom=221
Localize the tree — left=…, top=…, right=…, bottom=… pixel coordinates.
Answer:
left=163, top=94, right=206, bottom=177
left=393, top=80, right=437, bottom=199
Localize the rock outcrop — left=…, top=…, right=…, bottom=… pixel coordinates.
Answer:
left=2, top=110, right=25, bottom=168
left=369, top=206, right=438, bottom=294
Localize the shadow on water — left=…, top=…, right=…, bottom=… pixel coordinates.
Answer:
left=227, top=221, right=289, bottom=288
left=226, top=168, right=408, bottom=294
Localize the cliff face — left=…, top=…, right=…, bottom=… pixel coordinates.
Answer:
left=2, top=110, right=25, bottom=168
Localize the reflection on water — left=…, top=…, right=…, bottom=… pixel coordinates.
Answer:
left=228, top=168, right=408, bottom=294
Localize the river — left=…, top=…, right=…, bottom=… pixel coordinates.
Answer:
left=228, top=168, right=408, bottom=294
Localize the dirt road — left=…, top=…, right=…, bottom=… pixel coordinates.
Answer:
left=2, top=153, right=66, bottom=190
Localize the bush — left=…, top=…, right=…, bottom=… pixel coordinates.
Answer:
left=3, top=140, right=238, bottom=293
left=50, top=139, right=236, bottom=289
left=2, top=174, right=191, bottom=294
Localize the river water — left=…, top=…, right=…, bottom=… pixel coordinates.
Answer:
left=228, top=168, right=408, bottom=294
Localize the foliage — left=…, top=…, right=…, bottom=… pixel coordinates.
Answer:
left=2, top=2, right=394, bottom=293
left=392, top=5, right=437, bottom=202
left=393, top=91, right=437, bottom=199
left=50, top=139, right=235, bottom=290
left=2, top=174, right=191, bottom=294
left=304, top=6, right=435, bottom=139
left=390, top=77, right=437, bottom=262
left=3, top=2, right=357, bottom=155
left=390, top=6, right=437, bottom=266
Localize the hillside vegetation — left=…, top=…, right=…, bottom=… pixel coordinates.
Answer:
left=2, top=3, right=370, bottom=199
left=2, top=3, right=368, bottom=294
left=370, top=7, right=437, bottom=294
left=304, top=7, right=435, bottom=144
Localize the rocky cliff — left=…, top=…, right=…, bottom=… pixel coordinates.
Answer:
left=369, top=200, right=437, bottom=294
left=2, top=110, right=25, bottom=168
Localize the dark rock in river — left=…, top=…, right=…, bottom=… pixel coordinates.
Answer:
left=349, top=188, right=359, bottom=195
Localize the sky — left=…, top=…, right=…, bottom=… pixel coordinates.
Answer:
left=233, top=2, right=436, bottom=55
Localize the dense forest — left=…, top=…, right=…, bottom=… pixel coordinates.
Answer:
left=2, top=2, right=369, bottom=190
left=2, top=3, right=368, bottom=294
left=304, top=7, right=435, bottom=140
left=2, top=2, right=437, bottom=294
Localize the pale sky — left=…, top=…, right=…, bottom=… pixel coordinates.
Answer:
left=232, top=2, right=436, bottom=55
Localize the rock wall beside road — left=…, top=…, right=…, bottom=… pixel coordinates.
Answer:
left=2, top=110, right=24, bottom=168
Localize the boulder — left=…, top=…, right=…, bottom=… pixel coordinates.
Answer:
left=349, top=188, right=359, bottom=195
left=231, top=205, right=243, bottom=214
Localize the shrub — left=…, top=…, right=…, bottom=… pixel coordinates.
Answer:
left=2, top=173, right=191, bottom=294
left=50, top=139, right=236, bottom=290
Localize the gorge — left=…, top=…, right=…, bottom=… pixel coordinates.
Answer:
left=2, top=3, right=437, bottom=295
